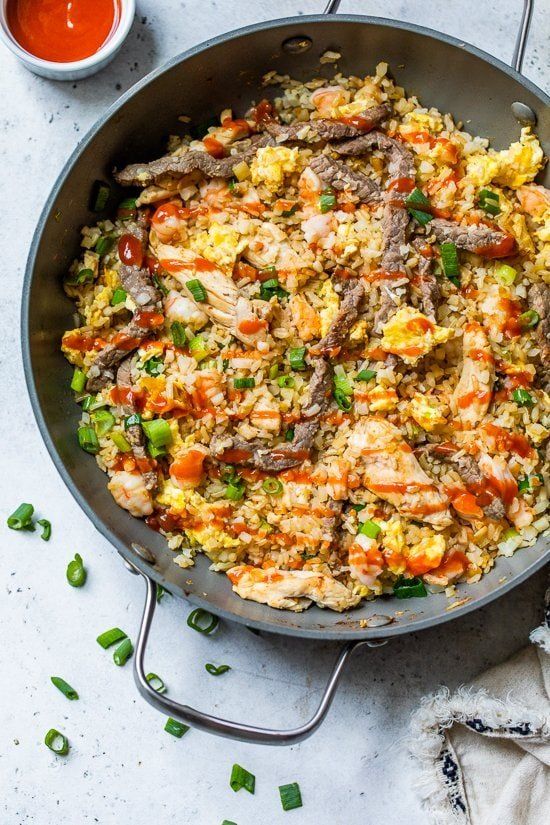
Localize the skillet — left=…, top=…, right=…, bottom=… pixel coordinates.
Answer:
left=22, top=0, right=550, bottom=744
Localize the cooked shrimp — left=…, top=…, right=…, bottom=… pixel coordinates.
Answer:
left=310, top=85, right=350, bottom=116
left=298, top=166, right=322, bottom=217
left=164, top=289, right=208, bottom=330
left=403, top=534, right=446, bottom=576
left=301, top=213, right=334, bottom=244
left=170, top=446, right=208, bottom=489
left=516, top=184, right=550, bottom=217
left=348, top=534, right=384, bottom=588
left=349, top=418, right=452, bottom=528
left=477, top=453, right=519, bottom=515
left=108, top=471, right=153, bottom=517
left=227, top=565, right=361, bottom=612
left=451, top=322, right=494, bottom=427
left=289, top=294, right=321, bottom=341
left=423, top=550, right=469, bottom=586
left=151, top=201, right=188, bottom=243
left=193, top=370, right=225, bottom=408
left=199, top=178, right=231, bottom=208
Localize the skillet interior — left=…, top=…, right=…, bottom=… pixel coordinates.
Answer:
left=23, top=15, right=550, bottom=640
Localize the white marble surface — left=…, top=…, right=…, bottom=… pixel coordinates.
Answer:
left=0, top=2, right=548, bottom=823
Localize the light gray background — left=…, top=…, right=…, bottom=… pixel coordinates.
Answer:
left=0, top=2, right=548, bottom=823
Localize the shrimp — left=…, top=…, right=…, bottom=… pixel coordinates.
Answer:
left=423, top=550, right=469, bottom=586
left=301, top=212, right=334, bottom=244
left=403, top=534, right=446, bottom=576
left=348, top=417, right=453, bottom=528
left=348, top=534, right=385, bottom=588
left=289, top=294, right=321, bottom=341
left=151, top=201, right=188, bottom=243
left=170, top=446, right=208, bottom=489
left=193, top=370, right=225, bottom=408
left=516, top=184, right=550, bottom=217
left=298, top=166, right=322, bottom=217
left=163, top=289, right=208, bottom=330
left=227, top=565, right=361, bottom=612
left=108, top=471, right=153, bottom=517
left=199, top=178, right=231, bottom=209
left=310, top=85, right=350, bottom=117
left=451, top=322, right=494, bottom=427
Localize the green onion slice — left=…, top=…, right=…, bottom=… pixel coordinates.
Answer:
left=233, top=377, right=255, bottom=389
left=334, top=387, right=352, bottom=411
left=289, top=346, right=307, bottom=371
left=37, top=519, right=52, bottom=541
left=95, top=235, right=115, bottom=256
left=148, top=442, right=167, bottom=459
left=44, top=728, right=69, bottom=756
left=146, top=672, right=167, bottom=693
left=281, top=204, right=298, bottom=217
left=92, top=410, right=115, bottom=437
left=279, top=782, right=303, bottom=811
left=226, top=481, right=245, bottom=501
left=262, top=478, right=284, bottom=496
left=221, top=821, right=238, bottom=825
left=358, top=519, right=381, bottom=539
left=405, top=188, right=433, bottom=225
left=156, top=584, right=171, bottom=603
left=189, top=334, right=210, bottom=362
left=164, top=717, right=189, bottom=738
left=66, top=553, right=87, bottom=588
left=393, top=576, right=428, bottom=599
left=186, top=278, right=208, bottom=302
left=51, top=676, right=78, bottom=700
left=187, top=608, right=219, bottom=635
left=478, top=188, right=501, bottom=215
left=356, top=368, right=376, bottom=382
left=124, top=412, right=142, bottom=429
left=144, top=356, right=163, bottom=376
left=230, top=764, right=255, bottom=794
left=77, top=426, right=99, bottom=454
left=259, top=278, right=288, bottom=301
left=111, top=288, right=127, bottom=306
left=440, top=242, right=460, bottom=286
left=277, top=374, right=295, bottom=388
left=142, top=418, right=172, bottom=448
left=70, top=368, right=87, bottom=392
left=518, top=309, right=540, bottom=329
left=91, top=181, right=111, bottom=212
left=170, top=321, right=186, bottom=347
left=117, top=197, right=137, bottom=218
left=268, top=363, right=280, bottom=379
left=494, top=263, right=516, bottom=285
left=113, top=637, right=133, bottom=666
left=7, top=503, right=34, bottom=530
left=81, top=394, right=95, bottom=411
left=319, top=191, right=337, bottom=213
left=512, top=388, right=534, bottom=407
left=110, top=432, right=132, bottom=453
left=96, top=627, right=127, bottom=649
left=205, top=663, right=231, bottom=676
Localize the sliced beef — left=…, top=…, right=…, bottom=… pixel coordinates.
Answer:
left=309, top=155, right=381, bottom=203
left=380, top=203, right=409, bottom=272
left=120, top=264, right=161, bottom=307
left=431, top=445, right=506, bottom=521
left=314, top=280, right=365, bottom=356
left=265, top=104, right=391, bottom=144
left=115, top=356, right=157, bottom=491
left=333, top=131, right=415, bottom=183
left=86, top=345, right=129, bottom=392
left=483, top=498, right=507, bottom=521
left=429, top=219, right=508, bottom=253
left=413, top=240, right=440, bottom=319
left=527, top=283, right=550, bottom=392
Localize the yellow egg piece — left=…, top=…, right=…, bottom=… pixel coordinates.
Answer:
left=319, top=278, right=340, bottom=337
left=380, top=306, right=454, bottom=364
left=409, top=393, right=446, bottom=432
left=250, top=146, right=300, bottom=193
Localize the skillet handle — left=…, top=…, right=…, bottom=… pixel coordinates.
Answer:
left=130, top=564, right=383, bottom=745
left=323, top=0, right=534, bottom=74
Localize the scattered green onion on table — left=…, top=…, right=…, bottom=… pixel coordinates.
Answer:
left=187, top=608, right=219, bottom=634
left=66, top=553, right=87, bottom=587
left=44, top=728, right=69, bottom=756
left=230, top=763, right=255, bottom=794
left=51, top=676, right=79, bottom=700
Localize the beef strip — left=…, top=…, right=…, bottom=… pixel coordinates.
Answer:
left=265, top=103, right=391, bottom=144
left=412, top=240, right=440, bottom=319
left=119, top=264, right=161, bottom=306
left=114, top=134, right=271, bottom=188
left=309, top=154, right=381, bottom=203
left=527, top=283, right=550, bottom=392
left=431, top=445, right=506, bottom=521
left=211, top=358, right=332, bottom=472
left=333, top=131, right=415, bottom=182
left=429, top=219, right=507, bottom=253
left=314, top=280, right=365, bottom=356
left=115, top=356, right=157, bottom=491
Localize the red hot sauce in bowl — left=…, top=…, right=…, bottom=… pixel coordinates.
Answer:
left=6, top=0, right=121, bottom=63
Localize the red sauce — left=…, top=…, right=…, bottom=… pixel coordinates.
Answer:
left=337, top=114, right=377, bottom=132
left=237, top=317, right=267, bottom=336
left=251, top=99, right=275, bottom=126
left=111, top=333, right=141, bottom=350
left=406, top=316, right=434, bottom=334
left=387, top=177, right=415, bottom=193
left=457, top=389, right=492, bottom=410
left=62, top=332, right=105, bottom=352
left=7, top=0, right=120, bottom=63
left=369, top=481, right=435, bottom=494
left=475, top=235, right=516, bottom=259
left=483, top=423, right=533, bottom=458
left=270, top=448, right=310, bottom=464
left=194, top=257, right=217, bottom=272
left=468, top=348, right=495, bottom=365
left=118, top=233, right=143, bottom=268
left=499, top=297, right=523, bottom=338
left=218, top=448, right=252, bottom=464
left=110, top=385, right=146, bottom=411
left=367, top=269, right=408, bottom=282
left=134, top=310, right=164, bottom=330
left=202, top=136, right=226, bottom=158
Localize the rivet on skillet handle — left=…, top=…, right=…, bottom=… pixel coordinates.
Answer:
left=325, top=0, right=537, bottom=126
left=129, top=564, right=387, bottom=745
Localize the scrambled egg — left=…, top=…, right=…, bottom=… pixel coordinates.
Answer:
left=380, top=306, right=454, bottom=364
left=190, top=222, right=247, bottom=268
left=409, top=393, right=446, bottom=432
left=366, top=385, right=399, bottom=412
left=349, top=318, right=368, bottom=342
left=155, top=483, right=240, bottom=553
left=250, top=146, right=300, bottom=193
left=400, top=111, right=444, bottom=134
left=381, top=518, right=406, bottom=575
left=404, top=534, right=446, bottom=575
left=466, top=128, right=543, bottom=189
left=319, top=278, right=340, bottom=337
left=82, top=286, right=113, bottom=328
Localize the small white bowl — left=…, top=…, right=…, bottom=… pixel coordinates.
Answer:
left=0, top=0, right=135, bottom=81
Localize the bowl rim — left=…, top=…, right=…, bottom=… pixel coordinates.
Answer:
left=0, top=0, right=135, bottom=72
left=22, top=13, right=550, bottom=639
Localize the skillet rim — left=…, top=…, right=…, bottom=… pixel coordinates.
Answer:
left=22, top=13, right=550, bottom=640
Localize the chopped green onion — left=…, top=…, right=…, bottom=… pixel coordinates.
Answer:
left=221, top=466, right=239, bottom=485
left=66, top=553, right=86, bottom=588
left=110, top=432, right=132, bottom=452
left=91, top=181, right=111, bottom=212
left=440, top=242, right=460, bottom=286
left=289, top=346, right=307, bottom=371
left=406, top=187, right=430, bottom=207
left=156, top=584, right=170, bottom=603
left=226, top=481, right=245, bottom=501
left=518, top=309, right=539, bottom=329
left=170, top=321, right=186, bottom=347
left=284, top=427, right=295, bottom=442
left=117, top=197, right=137, bottom=219
left=269, top=363, right=280, bottom=379
left=409, top=208, right=433, bottom=226
left=124, top=412, right=142, bottom=429
left=281, top=204, right=298, bottom=217
left=356, top=368, right=376, bottom=382
left=164, top=717, right=189, bottom=738
left=512, top=388, right=534, bottom=407
left=7, top=503, right=34, bottom=530
left=95, top=235, right=115, bottom=256
left=222, top=358, right=230, bottom=372
left=350, top=503, right=365, bottom=512
left=262, top=478, right=284, bottom=496
left=221, top=821, right=238, bottom=825
left=319, top=191, right=337, bottom=213
left=111, top=288, right=127, bottom=306
left=148, top=442, right=167, bottom=459
left=152, top=274, right=168, bottom=296
left=230, top=764, right=255, bottom=794
left=333, top=365, right=353, bottom=396
left=494, top=263, right=516, bottom=285
left=186, top=278, right=208, bottom=302
left=393, top=576, right=428, bottom=599
left=146, top=672, right=167, bottom=693
left=333, top=387, right=352, bottom=412
left=81, top=394, right=95, bottom=411
left=187, top=608, right=219, bottom=635
left=478, top=188, right=501, bottom=215
left=92, top=410, right=115, bottom=437
left=259, top=278, right=288, bottom=301
left=70, top=368, right=87, bottom=392
left=357, top=519, right=381, bottom=539
left=406, top=188, right=433, bottom=225
left=279, top=782, right=303, bottom=811
left=233, top=377, right=255, bottom=389
left=96, top=628, right=127, bottom=649
left=37, top=519, right=51, bottom=541
left=518, top=473, right=543, bottom=494
left=77, top=426, right=99, bottom=454
left=277, top=375, right=295, bottom=388
left=51, top=676, right=78, bottom=700
left=44, top=728, right=69, bottom=756
left=113, top=637, right=133, bottom=666
left=76, top=267, right=95, bottom=285
left=144, top=356, right=163, bottom=376
left=189, top=334, right=210, bottom=362
left=501, top=527, right=519, bottom=541
left=228, top=177, right=238, bottom=193
left=142, top=418, right=172, bottom=448
left=205, top=663, right=231, bottom=676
